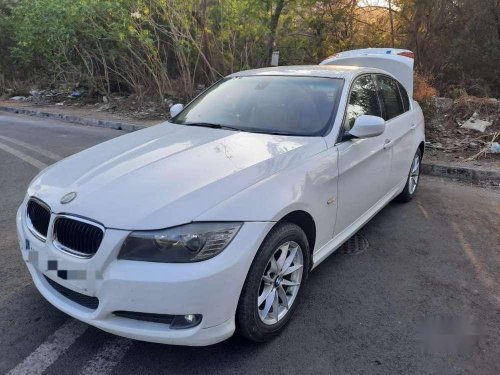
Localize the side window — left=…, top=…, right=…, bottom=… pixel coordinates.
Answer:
left=344, top=75, right=381, bottom=132
left=398, top=82, right=410, bottom=112
left=376, top=75, right=404, bottom=120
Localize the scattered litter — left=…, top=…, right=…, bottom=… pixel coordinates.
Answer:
left=9, top=96, right=26, bottom=101
left=489, top=142, right=500, bottom=154
left=102, top=96, right=109, bottom=103
left=45, top=91, right=62, bottom=97
left=69, top=91, right=82, bottom=98
left=55, top=102, right=64, bottom=106
left=29, top=89, right=41, bottom=97
left=460, top=112, right=492, bottom=132
left=426, top=94, right=499, bottom=162
left=464, top=132, right=499, bottom=161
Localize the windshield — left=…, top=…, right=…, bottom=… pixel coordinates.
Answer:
left=171, top=76, right=344, bottom=136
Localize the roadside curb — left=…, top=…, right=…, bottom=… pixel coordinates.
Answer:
left=420, top=161, right=500, bottom=185
left=1, top=104, right=498, bottom=185
left=0, top=105, right=146, bottom=132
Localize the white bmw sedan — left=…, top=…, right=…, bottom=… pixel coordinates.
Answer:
left=17, top=49, right=425, bottom=346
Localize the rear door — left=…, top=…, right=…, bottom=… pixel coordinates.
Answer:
left=334, top=74, right=391, bottom=236
left=374, top=75, right=415, bottom=189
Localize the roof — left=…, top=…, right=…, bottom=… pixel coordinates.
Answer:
left=228, top=65, right=385, bottom=80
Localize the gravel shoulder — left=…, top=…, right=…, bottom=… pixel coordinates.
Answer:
left=0, top=100, right=163, bottom=128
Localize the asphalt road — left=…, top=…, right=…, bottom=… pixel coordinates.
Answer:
left=1, top=112, right=499, bottom=375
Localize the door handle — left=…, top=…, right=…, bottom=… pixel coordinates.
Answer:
left=383, top=139, right=394, bottom=149
left=410, top=123, right=418, bottom=130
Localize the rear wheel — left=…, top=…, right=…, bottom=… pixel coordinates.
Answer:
left=396, top=148, right=422, bottom=202
left=236, top=222, right=310, bottom=342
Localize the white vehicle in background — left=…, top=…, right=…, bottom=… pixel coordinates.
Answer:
left=17, top=48, right=424, bottom=345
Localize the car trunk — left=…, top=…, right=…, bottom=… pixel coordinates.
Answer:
left=320, top=48, right=415, bottom=97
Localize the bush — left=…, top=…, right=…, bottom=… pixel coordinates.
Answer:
left=414, top=72, right=438, bottom=120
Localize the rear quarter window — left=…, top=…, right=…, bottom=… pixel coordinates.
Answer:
left=375, top=75, right=405, bottom=120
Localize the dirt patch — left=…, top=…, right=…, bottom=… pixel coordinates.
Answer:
left=425, top=95, right=499, bottom=169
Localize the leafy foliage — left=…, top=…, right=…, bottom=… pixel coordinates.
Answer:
left=0, top=0, right=498, bottom=99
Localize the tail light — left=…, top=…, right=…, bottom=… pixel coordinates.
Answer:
left=398, top=51, right=415, bottom=59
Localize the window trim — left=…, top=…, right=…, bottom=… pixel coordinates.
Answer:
left=336, top=73, right=383, bottom=144
left=396, top=80, right=412, bottom=112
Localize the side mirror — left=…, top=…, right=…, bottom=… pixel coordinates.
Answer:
left=348, top=115, right=385, bottom=139
left=170, top=103, right=184, bottom=118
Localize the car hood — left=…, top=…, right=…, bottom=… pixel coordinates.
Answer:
left=28, top=122, right=326, bottom=229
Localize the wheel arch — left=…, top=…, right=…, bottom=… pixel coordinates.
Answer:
left=418, top=141, right=425, bottom=157
left=277, top=210, right=316, bottom=255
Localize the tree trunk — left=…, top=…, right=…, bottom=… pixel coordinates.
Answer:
left=193, top=0, right=214, bottom=83
left=388, top=0, right=395, bottom=47
left=267, top=0, right=286, bottom=66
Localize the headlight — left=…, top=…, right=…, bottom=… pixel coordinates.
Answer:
left=118, top=222, right=242, bottom=263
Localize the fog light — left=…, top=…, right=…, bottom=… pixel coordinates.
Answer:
left=170, top=314, right=202, bottom=329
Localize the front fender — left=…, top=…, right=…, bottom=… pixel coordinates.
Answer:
left=195, top=147, right=339, bottom=252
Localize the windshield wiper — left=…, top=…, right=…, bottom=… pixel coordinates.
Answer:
left=246, top=129, right=295, bottom=136
left=182, top=122, right=296, bottom=136
left=183, top=122, right=241, bottom=131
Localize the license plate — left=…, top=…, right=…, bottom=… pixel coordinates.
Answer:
left=23, top=239, right=41, bottom=265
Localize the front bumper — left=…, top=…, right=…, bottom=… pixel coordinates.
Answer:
left=16, top=199, right=273, bottom=346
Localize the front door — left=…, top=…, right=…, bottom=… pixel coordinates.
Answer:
left=334, top=74, right=392, bottom=236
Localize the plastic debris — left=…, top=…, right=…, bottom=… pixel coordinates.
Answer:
left=489, top=142, right=500, bottom=154
left=460, top=112, right=492, bottom=132
left=9, top=96, right=26, bottom=101
left=29, top=89, right=41, bottom=97
left=69, top=91, right=82, bottom=98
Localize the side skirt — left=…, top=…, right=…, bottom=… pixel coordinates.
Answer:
left=311, top=180, right=406, bottom=269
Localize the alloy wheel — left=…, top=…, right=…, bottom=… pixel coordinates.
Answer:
left=257, top=241, right=304, bottom=325
left=408, top=154, right=420, bottom=194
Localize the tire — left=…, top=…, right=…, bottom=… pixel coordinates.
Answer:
left=395, top=148, right=422, bottom=203
left=236, top=221, right=311, bottom=342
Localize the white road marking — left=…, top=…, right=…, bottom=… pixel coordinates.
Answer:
left=416, top=200, right=429, bottom=220
left=79, top=337, right=133, bottom=375
left=0, top=135, right=62, bottom=161
left=452, top=221, right=500, bottom=307
left=7, top=319, right=88, bottom=375
left=0, top=141, right=48, bottom=170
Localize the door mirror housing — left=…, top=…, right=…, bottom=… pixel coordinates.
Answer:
left=348, top=115, right=385, bottom=139
left=170, top=103, right=184, bottom=118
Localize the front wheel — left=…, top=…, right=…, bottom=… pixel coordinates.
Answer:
left=396, top=148, right=422, bottom=202
left=236, top=222, right=310, bottom=342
